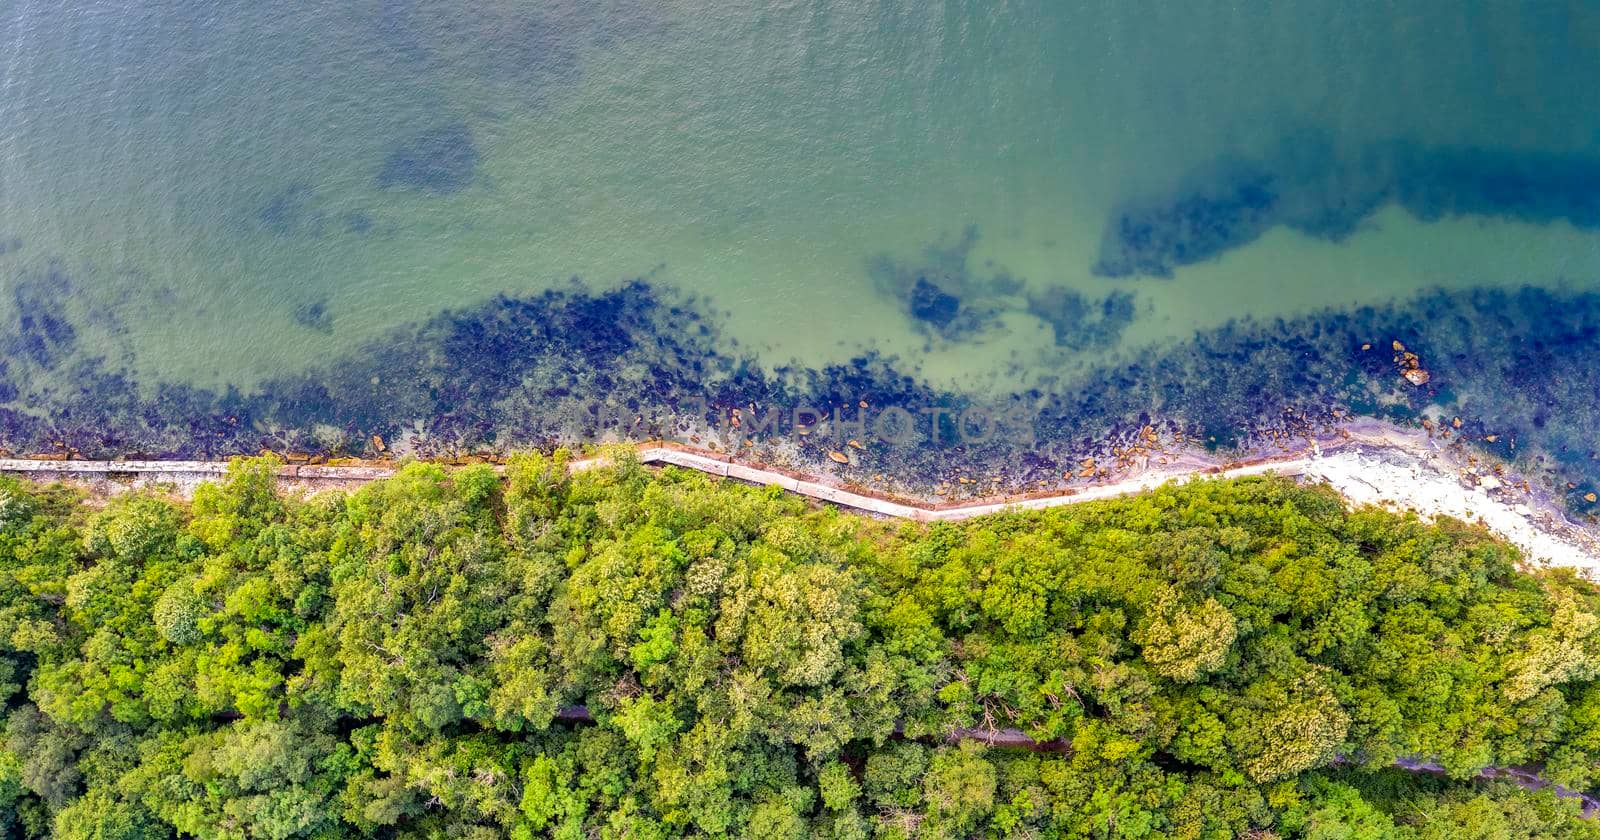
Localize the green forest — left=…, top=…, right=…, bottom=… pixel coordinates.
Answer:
left=2, top=452, right=1599, bottom=839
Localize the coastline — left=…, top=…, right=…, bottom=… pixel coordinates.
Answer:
left=5, top=416, right=1596, bottom=578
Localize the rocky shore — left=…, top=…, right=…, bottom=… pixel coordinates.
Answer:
left=13, top=281, right=1600, bottom=525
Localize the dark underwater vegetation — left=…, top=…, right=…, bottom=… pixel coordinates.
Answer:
left=291, top=298, right=334, bottom=334
left=257, top=183, right=321, bottom=236
left=373, top=1, right=591, bottom=95
left=376, top=122, right=480, bottom=193
left=5, top=264, right=1600, bottom=514
left=4, top=266, right=77, bottom=369
left=908, top=277, right=961, bottom=329
left=872, top=226, right=1135, bottom=351
left=1027, top=287, right=1137, bottom=351
left=870, top=225, right=1013, bottom=339
left=342, top=210, right=374, bottom=235
left=253, top=184, right=379, bottom=241
left=1096, top=140, right=1600, bottom=278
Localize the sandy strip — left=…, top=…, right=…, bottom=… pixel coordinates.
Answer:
left=1303, top=447, right=1600, bottom=575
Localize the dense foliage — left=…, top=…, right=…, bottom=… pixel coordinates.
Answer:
left=1, top=454, right=1598, bottom=838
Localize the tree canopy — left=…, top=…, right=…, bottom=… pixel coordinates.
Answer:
left=1, top=453, right=1598, bottom=838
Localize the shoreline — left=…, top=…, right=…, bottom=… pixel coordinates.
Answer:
left=4, top=417, right=1597, bottom=578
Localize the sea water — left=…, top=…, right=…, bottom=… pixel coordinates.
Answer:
left=2, top=1, right=1600, bottom=491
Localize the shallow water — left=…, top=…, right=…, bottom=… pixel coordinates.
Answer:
left=3, top=2, right=1600, bottom=495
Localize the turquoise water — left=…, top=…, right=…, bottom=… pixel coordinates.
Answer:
left=4, top=2, right=1600, bottom=492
